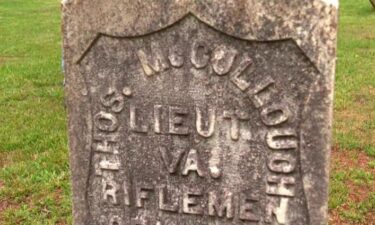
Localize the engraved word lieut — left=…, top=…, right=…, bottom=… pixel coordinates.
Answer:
left=97, top=88, right=252, bottom=141
left=128, top=103, right=251, bottom=141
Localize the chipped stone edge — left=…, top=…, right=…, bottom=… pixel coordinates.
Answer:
left=321, top=0, right=339, bottom=8
left=61, top=0, right=73, bottom=7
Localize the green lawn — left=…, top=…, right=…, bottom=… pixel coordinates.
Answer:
left=0, top=0, right=374, bottom=224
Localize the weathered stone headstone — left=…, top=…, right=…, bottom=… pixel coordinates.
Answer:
left=62, top=1, right=338, bottom=224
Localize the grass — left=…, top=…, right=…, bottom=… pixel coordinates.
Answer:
left=328, top=1, right=375, bottom=224
left=0, top=0, right=71, bottom=224
left=0, top=0, right=374, bottom=224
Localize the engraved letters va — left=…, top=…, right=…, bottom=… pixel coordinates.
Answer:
left=92, top=25, right=299, bottom=225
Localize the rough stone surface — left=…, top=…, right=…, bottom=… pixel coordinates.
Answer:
left=62, top=1, right=338, bottom=225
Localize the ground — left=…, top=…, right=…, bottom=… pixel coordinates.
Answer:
left=0, top=0, right=374, bottom=224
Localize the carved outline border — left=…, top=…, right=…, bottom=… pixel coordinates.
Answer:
left=77, top=13, right=323, bottom=225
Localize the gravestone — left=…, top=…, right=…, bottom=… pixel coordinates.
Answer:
left=62, top=1, right=338, bottom=225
